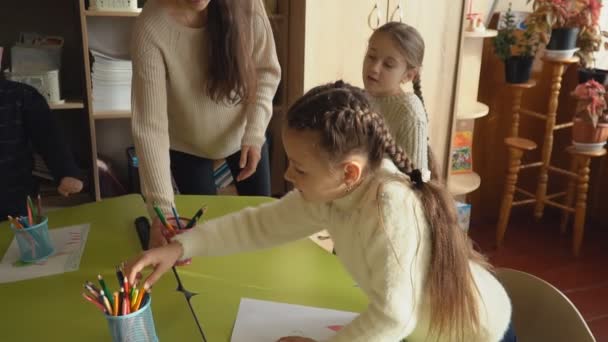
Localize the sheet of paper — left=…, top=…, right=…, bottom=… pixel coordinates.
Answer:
left=0, top=224, right=90, bottom=283
left=231, top=298, right=358, bottom=342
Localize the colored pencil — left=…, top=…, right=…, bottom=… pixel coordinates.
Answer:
left=153, top=204, right=176, bottom=233
left=100, top=290, right=113, bottom=314
left=26, top=198, right=33, bottom=226
left=113, top=292, right=119, bottom=316
left=98, top=274, right=113, bottom=307
left=171, top=205, right=183, bottom=229
left=185, top=205, right=207, bottom=228
left=82, top=292, right=106, bottom=313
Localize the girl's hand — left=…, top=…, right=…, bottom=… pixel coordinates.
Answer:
left=276, top=337, right=317, bottom=342
left=58, top=176, right=83, bottom=196
left=237, top=145, right=261, bottom=182
left=126, top=242, right=184, bottom=287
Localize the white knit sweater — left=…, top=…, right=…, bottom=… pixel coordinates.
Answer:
left=130, top=0, right=281, bottom=215
left=174, top=159, right=512, bottom=341
left=371, top=93, right=429, bottom=170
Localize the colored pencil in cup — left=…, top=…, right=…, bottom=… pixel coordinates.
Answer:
left=171, top=205, right=183, bottom=230
left=99, top=290, right=113, bottom=314
left=26, top=198, right=33, bottom=226
left=116, top=266, right=125, bottom=289
left=134, top=284, right=148, bottom=311
left=185, top=205, right=207, bottom=228
left=98, top=274, right=113, bottom=307
left=153, top=204, right=175, bottom=233
left=113, top=292, right=119, bottom=316
left=82, top=292, right=106, bottom=313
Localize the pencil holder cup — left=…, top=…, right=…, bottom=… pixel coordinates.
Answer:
left=9, top=216, right=54, bottom=262
left=161, top=217, right=192, bottom=266
left=106, top=297, right=158, bottom=342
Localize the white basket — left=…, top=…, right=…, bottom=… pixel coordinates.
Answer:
left=90, top=0, right=139, bottom=11
left=5, top=69, right=63, bottom=105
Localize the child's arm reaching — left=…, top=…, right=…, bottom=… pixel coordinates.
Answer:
left=329, top=182, right=430, bottom=342
left=173, top=190, right=328, bottom=259
left=128, top=190, right=328, bottom=287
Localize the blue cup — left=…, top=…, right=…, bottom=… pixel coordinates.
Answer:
left=9, top=216, right=54, bottom=262
left=106, top=297, right=158, bottom=342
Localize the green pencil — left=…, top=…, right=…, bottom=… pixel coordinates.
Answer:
left=98, top=274, right=114, bottom=308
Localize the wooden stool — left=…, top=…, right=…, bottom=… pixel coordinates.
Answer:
left=506, top=80, right=536, bottom=137
left=496, top=137, right=538, bottom=247
left=559, top=147, right=606, bottom=256
left=533, top=56, right=579, bottom=220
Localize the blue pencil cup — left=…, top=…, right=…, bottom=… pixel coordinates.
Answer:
left=9, top=216, right=54, bottom=262
left=106, top=298, right=159, bottom=342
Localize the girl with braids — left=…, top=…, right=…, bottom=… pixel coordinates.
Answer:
left=363, top=22, right=438, bottom=177
left=131, top=0, right=280, bottom=247
left=126, top=81, right=514, bottom=342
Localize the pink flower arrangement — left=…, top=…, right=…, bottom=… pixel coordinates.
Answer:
left=573, top=79, right=608, bottom=127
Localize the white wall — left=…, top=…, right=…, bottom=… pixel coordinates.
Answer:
left=303, top=0, right=465, bottom=174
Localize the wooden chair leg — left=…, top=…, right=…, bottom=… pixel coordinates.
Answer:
left=497, top=147, right=524, bottom=247
left=573, top=156, right=591, bottom=257
left=560, top=156, right=578, bottom=234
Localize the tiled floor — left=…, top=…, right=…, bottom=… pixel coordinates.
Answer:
left=469, top=214, right=608, bottom=342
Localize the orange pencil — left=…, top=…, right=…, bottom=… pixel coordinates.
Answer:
left=112, top=292, right=119, bottom=316
left=133, top=284, right=147, bottom=311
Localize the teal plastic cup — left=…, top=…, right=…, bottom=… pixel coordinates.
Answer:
left=105, top=297, right=158, bottom=342
left=9, top=216, right=54, bottom=262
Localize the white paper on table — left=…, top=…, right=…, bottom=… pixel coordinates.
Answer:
left=231, top=298, right=358, bottom=342
left=0, top=224, right=90, bottom=283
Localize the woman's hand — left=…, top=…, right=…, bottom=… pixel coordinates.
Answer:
left=126, top=242, right=184, bottom=287
left=237, top=145, right=261, bottom=182
left=276, top=337, right=317, bottom=342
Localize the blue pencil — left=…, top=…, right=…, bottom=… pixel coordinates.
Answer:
left=171, top=205, right=183, bottom=230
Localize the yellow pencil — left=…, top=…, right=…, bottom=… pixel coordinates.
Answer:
left=130, top=289, right=139, bottom=312
left=134, top=285, right=147, bottom=311
left=112, top=292, right=119, bottom=316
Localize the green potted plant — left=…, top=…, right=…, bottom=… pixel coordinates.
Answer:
left=572, top=79, right=608, bottom=150
left=526, top=0, right=581, bottom=55
left=494, top=4, right=542, bottom=83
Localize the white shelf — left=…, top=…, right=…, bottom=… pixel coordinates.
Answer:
left=49, top=100, right=85, bottom=110
left=448, top=172, right=481, bottom=196
left=464, top=29, right=498, bottom=38
left=85, top=9, right=141, bottom=17
left=457, top=101, right=489, bottom=120
left=93, top=110, right=131, bottom=120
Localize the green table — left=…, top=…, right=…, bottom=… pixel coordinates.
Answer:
left=0, top=194, right=367, bottom=341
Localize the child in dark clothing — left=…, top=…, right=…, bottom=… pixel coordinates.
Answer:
left=0, top=76, right=84, bottom=219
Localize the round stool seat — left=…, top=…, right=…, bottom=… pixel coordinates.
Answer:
left=506, top=80, right=537, bottom=89
left=505, top=137, right=537, bottom=151
left=566, top=146, right=607, bottom=158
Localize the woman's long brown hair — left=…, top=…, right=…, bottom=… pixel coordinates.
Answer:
left=206, top=0, right=256, bottom=103
left=287, top=81, right=489, bottom=340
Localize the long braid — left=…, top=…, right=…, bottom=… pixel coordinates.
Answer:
left=413, top=73, right=441, bottom=180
